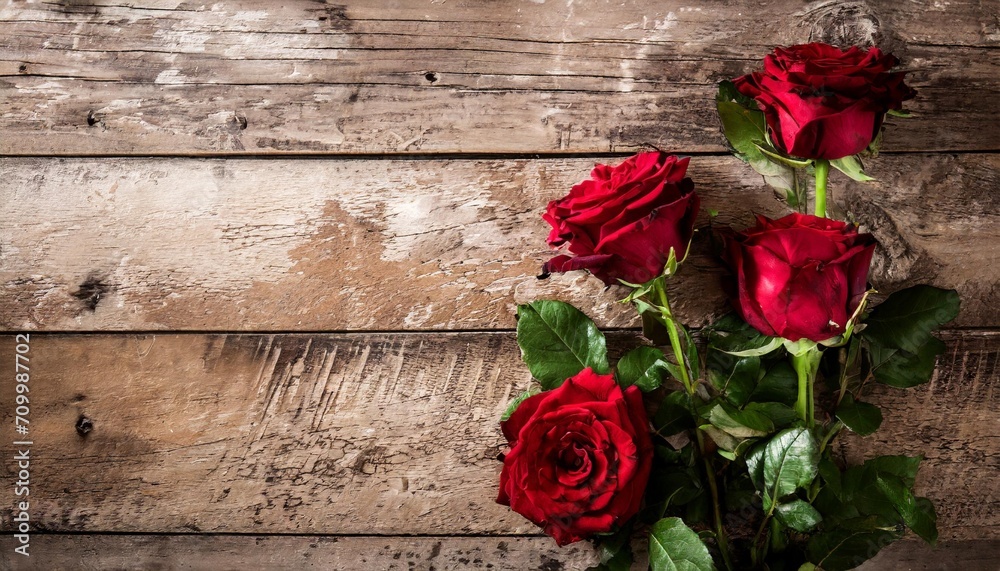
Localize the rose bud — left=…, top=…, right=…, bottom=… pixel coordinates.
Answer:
left=734, top=43, right=915, bottom=160
left=721, top=212, right=876, bottom=343
left=497, top=368, right=653, bottom=546
left=542, top=151, right=700, bottom=286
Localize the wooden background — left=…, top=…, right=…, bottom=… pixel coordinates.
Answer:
left=1, top=1, right=997, bottom=569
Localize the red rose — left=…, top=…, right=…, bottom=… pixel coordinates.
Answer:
left=722, top=213, right=876, bottom=343
left=497, top=368, right=653, bottom=546
left=542, top=151, right=700, bottom=286
left=734, top=43, right=915, bottom=160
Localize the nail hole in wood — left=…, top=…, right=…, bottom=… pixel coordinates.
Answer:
left=18, top=64, right=27, bottom=73
left=424, top=72, right=438, bottom=83
left=87, top=110, right=97, bottom=126
left=76, top=415, right=94, bottom=436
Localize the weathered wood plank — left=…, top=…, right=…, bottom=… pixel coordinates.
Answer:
left=0, top=535, right=995, bottom=571
left=0, top=331, right=996, bottom=537
left=2, top=155, right=997, bottom=330
left=1, top=1, right=997, bottom=154
left=0, top=535, right=603, bottom=571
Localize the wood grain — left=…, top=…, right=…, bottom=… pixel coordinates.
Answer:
left=2, top=155, right=997, bottom=331
left=0, top=331, right=996, bottom=538
left=0, top=535, right=995, bottom=571
left=1, top=1, right=997, bottom=155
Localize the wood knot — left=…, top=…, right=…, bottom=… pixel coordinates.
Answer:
left=798, top=1, right=895, bottom=50
left=76, top=415, right=94, bottom=437
left=72, top=274, right=111, bottom=311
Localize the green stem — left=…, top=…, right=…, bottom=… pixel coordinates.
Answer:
left=653, top=280, right=693, bottom=395
left=751, top=513, right=771, bottom=567
left=649, top=280, right=734, bottom=571
left=697, top=430, right=736, bottom=571
left=791, top=348, right=823, bottom=428
left=819, top=421, right=845, bottom=454
left=814, top=159, right=830, bottom=218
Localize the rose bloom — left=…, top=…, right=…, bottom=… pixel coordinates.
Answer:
left=542, top=151, right=700, bottom=286
left=734, top=43, right=915, bottom=160
left=497, top=368, right=653, bottom=546
left=722, top=213, right=876, bottom=343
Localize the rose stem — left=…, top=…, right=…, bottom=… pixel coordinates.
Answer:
left=653, top=281, right=692, bottom=394
left=791, top=348, right=823, bottom=427
left=814, top=159, right=830, bottom=218
left=651, top=280, right=735, bottom=571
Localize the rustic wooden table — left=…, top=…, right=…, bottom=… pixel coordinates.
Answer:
left=1, top=1, right=997, bottom=569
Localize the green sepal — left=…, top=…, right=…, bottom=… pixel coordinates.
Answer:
left=500, top=389, right=539, bottom=422
left=830, top=155, right=875, bottom=182
left=754, top=142, right=813, bottom=167
left=707, top=314, right=784, bottom=358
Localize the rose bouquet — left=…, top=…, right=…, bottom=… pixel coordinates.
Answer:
left=495, top=43, right=959, bottom=570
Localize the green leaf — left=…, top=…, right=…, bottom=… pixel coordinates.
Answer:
left=745, top=443, right=766, bottom=495
left=866, top=455, right=922, bottom=488
left=748, top=361, right=798, bottom=406
left=594, top=547, right=632, bottom=571
left=516, top=300, right=609, bottom=389
left=864, top=286, right=960, bottom=355
left=912, top=497, right=939, bottom=545
left=887, top=108, right=912, bottom=118
left=707, top=401, right=774, bottom=438
left=818, top=457, right=843, bottom=499
left=744, top=402, right=799, bottom=428
left=500, top=389, right=538, bottom=421
left=717, top=82, right=768, bottom=162
left=699, top=424, right=743, bottom=454
left=836, top=393, right=883, bottom=436
left=830, top=155, right=875, bottom=182
left=654, top=391, right=694, bottom=437
left=616, top=346, right=670, bottom=392
left=708, top=314, right=784, bottom=358
left=872, top=336, right=946, bottom=388
left=764, top=428, right=820, bottom=503
left=807, top=529, right=899, bottom=571
left=776, top=499, right=823, bottom=532
left=648, top=467, right=704, bottom=509
left=587, top=525, right=635, bottom=571
left=716, top=82, right=806, bottom=206
left=876, top=475, right=938, bottom=545
left=649, top=517, right=717, bottom=571
left=707, top=351, right=760, bottom=406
